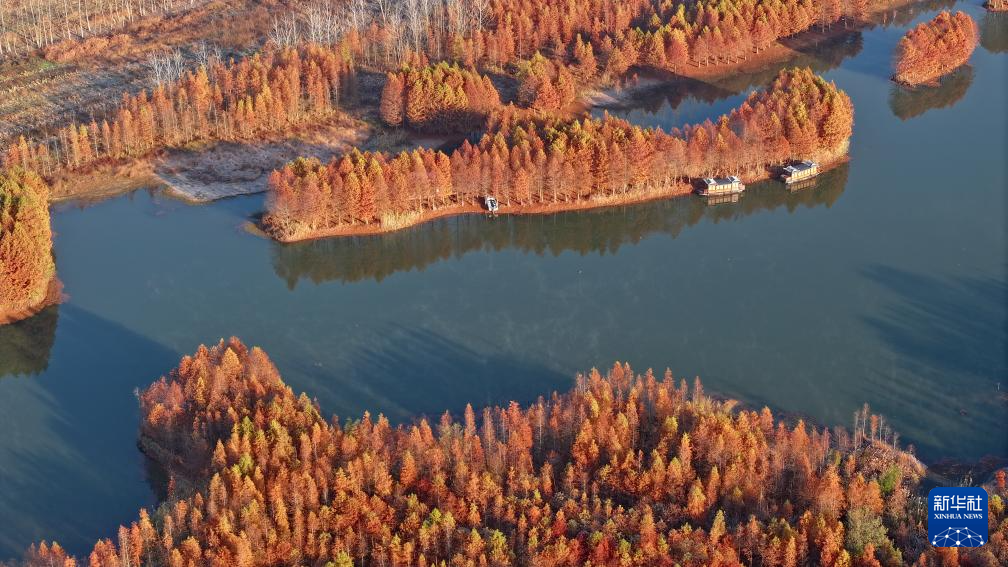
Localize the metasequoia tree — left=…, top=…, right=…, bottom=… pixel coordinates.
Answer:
left=3, top=0, right=894, bottom=185
left=515, top=52, right=578, bottom=113
left=264, top=67, right=853, bottom=240
left=13, top=338, right=1008, bottom=566
left=985, top=0, right=1007, bottom=12
left=0, top=167, right=56, bottom=324
left=2, top=44, right=354, bottom=179
left=320, top=0, right=891, bottom=79
left=381, top=61, right=502, bottom=132
left=893, top=11, right=978, bottom=86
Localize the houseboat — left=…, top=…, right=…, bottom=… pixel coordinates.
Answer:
left=780, top=160, right=819, bottom=185
left=697, top=176, right=745, bottom=196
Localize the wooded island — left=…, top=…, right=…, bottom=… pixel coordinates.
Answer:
left=893, top=11, right=978, bottom=86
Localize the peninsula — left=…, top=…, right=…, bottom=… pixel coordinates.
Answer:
left=262, top=67, right=853, bottom=241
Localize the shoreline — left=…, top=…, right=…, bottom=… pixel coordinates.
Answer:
left=269, top=152, right=850, bottom=243
left=49, top=162, right=166, bottom=204
left=32, top=0, right=913, bottom=208
left=892, top=66, right=965, bottom=88
left=44, top=118, right=442, bottom=205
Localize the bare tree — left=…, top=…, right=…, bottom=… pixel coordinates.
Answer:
left=269, top=12, right=300, bottom=48
left=146, top=47, right=185, bottom=86
left=0, top=0, right=215, bottom=60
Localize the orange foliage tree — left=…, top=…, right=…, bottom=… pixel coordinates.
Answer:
left=0, top=167, right=57, bottom=324
left=893, top=11, right=978, bottom=86
left=12, top=338, right=1008, bottom=566
left=2, top=45, right=354, bottom=180
left=381, top=62, right=502, bottom=132
left=348, top=0, right=881, bottom=79
left=516, top=53, right=578, bottom=113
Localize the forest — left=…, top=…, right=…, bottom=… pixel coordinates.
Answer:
left=0, top=0, right=1005, bottom=564
left=892, top=11, right=978, bottom=86
left=0, top=167, right=58, bottom=325
left=380, top=60, right=502, bottom=132
left=1, top=44, right=353, bottom=181
left=5, top=338, right=1005, bottom=566
left=332, top=0, right=882, bottom=76
left=263, top=67, right=853, bottom=240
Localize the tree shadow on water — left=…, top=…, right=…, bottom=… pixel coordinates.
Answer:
left=860, top=266, right=1008, bottom=460
left=0, top=304, right=180, bottom=559
left=981, top=11, right=1008, bottom=54
left=287, top=325, right=571, bottom=425
left=861, top=265, right=1007, bottom=383
left=271, top=164, right=849, bottom=288
left=0, top=305, right=59, bottom=378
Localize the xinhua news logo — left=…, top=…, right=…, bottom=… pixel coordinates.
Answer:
left=928, top=487, right=988, bottom=548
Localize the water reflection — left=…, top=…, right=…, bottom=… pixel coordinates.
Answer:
left=296, top=325, right=570, bottom=424
left=877, top=0, right=959, bottom=28
left=596, top=31, right=864, bottom=123
left=0, top=304, right=171, bottom=558
left=888, top=65, right=974, bottom=120
left=0, top=306, right=58, bottom=378
left=981, top=12, right=1008, bottom=53
left=272, top=164, right=849, bottom=288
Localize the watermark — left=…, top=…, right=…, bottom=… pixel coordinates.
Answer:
left=928, top=487, right=988, bottom=547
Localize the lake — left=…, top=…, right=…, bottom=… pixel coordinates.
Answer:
left=0, top=0, right=1005, bottom=559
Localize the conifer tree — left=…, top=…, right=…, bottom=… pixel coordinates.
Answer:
left=0, top=167, right=57, bottom=324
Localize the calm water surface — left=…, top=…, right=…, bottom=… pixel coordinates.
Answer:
left=0, top=1, right=1005, bottom=558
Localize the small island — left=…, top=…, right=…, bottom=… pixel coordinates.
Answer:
left=0, top=168, right=59, bottom=325
left=893, top=11, right=978, bottom=87
left=262, top=67, right=853, bottom=242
